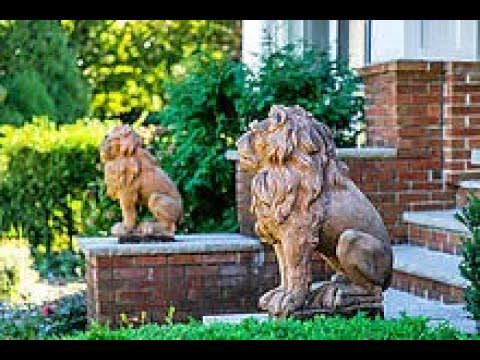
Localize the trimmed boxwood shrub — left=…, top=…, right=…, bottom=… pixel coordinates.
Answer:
left=61, top=313, right=477, bottom=340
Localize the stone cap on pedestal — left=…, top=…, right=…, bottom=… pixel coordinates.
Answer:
left=77, top=233, right=262, bottom=258
left=225, top=147, right=398, bottom=162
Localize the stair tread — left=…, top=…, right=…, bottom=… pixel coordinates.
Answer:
left=392, top=244, right=468, bottom=288
left=402, top=209, right=469, bottom=234
left=459, top=180, right=480, bottom=189
left=383, top=289, right=476, bottom=333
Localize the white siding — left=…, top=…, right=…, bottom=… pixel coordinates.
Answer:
left=370, top=20, right=406, bottom=64
left=241, top=20, right=264, bottom=71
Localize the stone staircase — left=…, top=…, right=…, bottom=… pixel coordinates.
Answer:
left=389, top=180, right=478, bottom=305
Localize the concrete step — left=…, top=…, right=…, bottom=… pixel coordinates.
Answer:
left=456, top=180, right=480, bottom=207
left=402, top=209, right=469, bottom=255
left=202, top=289, right=477, bottom=334
left=383, top=288, right=476, bottom=334
left=391, top=244, right=468, bottom=304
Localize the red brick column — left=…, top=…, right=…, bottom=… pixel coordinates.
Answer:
left=443, top=62, right=480, bottom=184
left=358, top=61, right=444, bottom=159
left=357, top=61, right=457, bottom=222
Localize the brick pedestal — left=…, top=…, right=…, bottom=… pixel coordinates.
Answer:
left=78, top=234, right=332, bottom=327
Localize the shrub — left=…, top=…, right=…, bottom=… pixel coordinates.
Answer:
left=245, top=43, right=365, bottom=147
left=456, top=193, right=480, bottom=327
left=147, top=55, right=249, bottom=233
left=61, top=313, right=476, bottom=340
left=143, top=44, right=364, bottom=233
left=0, top=291, right=87, bottom=339
left=34, top=250, right=85, bottom=280
left=0, top=20, right=90, bottom=125
left=0, top=118, right=115, bottom=269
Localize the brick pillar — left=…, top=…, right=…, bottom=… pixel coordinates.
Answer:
left=359, top=61, right=444, bottom=161
left=443, top=62, right=480, bottom=184
left=358, top=60, right=456, bottom=224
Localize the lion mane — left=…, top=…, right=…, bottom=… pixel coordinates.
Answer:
left=238, top=105, right=348, bottom=244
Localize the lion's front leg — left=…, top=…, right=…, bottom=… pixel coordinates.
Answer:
left=261, top=232, right=313, bottom=317
left=259, top=243, right=288, bottom=310
left=119, top=190, right=138, bottom=232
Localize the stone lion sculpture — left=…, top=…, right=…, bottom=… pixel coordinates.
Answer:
left=100, top=124, right=182, bottom=239
left=237, top=105, right=393, bottom=317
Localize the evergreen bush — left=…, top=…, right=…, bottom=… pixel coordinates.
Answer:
left=0, top=20, right=90, bottom=125
left=456, top=193, right=480, bottom=329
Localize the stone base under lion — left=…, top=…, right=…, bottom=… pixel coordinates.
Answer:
left=289, top=280, right=385, bottom=320
left=112, top=221, right=175, bottom=243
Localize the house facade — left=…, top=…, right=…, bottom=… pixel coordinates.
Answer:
left=242, top=20, right=480, bottom=70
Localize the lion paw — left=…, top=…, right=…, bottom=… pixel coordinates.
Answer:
left=259, top=287, right=283, bottom=310
left=111, top=222, right=131, bottom=236
left=260, top=288, right=307, bottom=317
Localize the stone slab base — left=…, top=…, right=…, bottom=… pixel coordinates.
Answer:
left=292, top=304, right=384, bottom=320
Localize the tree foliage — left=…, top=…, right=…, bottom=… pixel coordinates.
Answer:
left=0, top=20, right=90, bottom=125
left=146, top=55, right=248, bottom=233
left=61, top=20, right=241, bottom=122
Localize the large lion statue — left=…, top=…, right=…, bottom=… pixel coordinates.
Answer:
left=100, top=124, right=182, bottom=238
left=237, top=105, right=393, bottom=317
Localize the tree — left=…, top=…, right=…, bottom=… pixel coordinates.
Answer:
left=0, top=20, right=90, bottom=125
left=61, top=20, right=241, bottom=122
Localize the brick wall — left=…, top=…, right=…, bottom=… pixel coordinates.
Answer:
left=444, top=62, right=480, bottom=184
left=81, top=236, right=332, bottom=327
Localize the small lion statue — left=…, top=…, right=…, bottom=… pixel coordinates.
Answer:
left=100, top=124, right=182, bottom=239
left=237, top=105, right=393, bottom=317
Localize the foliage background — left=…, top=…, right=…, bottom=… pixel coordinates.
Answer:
left=61, top=20, right=241, bottom=122
left=0, top=21, right=365, bottom=277
left=0, top=20, right=90, bottom=125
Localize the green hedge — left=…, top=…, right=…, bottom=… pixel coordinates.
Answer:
left=61, top=313, right=477, bottom=340
left=0, top=118, right=115, bottom=259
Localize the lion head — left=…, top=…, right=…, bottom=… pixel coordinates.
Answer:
left=237, top=105, right=339, bottom=171
left=237, top=105, right=348, bottom=239
left=100, top=125, right=146, bottom=200
left=100, top=124, right=144, bottom=163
